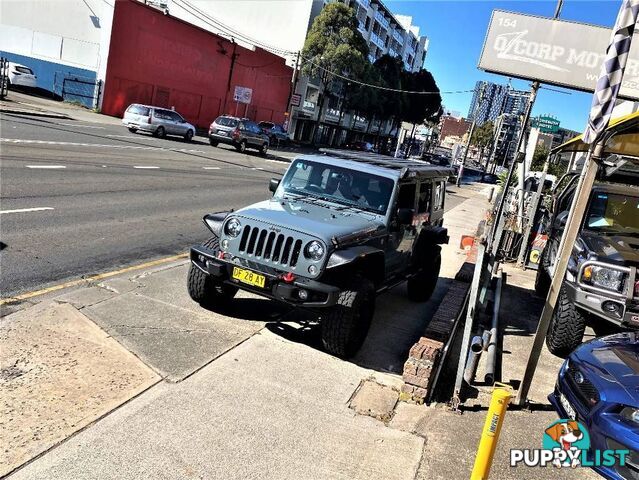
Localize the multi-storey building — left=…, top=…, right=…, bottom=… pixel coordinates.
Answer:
left=467, top=80, right=529, bottom=125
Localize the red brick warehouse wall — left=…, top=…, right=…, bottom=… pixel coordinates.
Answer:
left=101, top=0, right=293, bottom=129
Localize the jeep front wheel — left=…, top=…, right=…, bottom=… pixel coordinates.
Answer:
left=546, top=284, right=586, bottom=358
left=187, top=236, right=238, bottom=306
left=321, top=276, right=375, bottom=358
left=407, top=247, right=441, bottom=302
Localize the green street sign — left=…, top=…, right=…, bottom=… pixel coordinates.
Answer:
left=531, top=116, right=560, bottom=133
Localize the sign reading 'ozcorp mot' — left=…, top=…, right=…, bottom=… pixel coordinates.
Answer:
left=479, top=10, right=639, bottom=101
left=531, top=116, right=560, bottom=133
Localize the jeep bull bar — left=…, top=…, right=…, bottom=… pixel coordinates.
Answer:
left=190, top=245, right=341, bottom=307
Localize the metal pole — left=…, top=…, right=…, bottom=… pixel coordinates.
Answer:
left=516, top=158, right=548, bottom=267
left=485, top=272, right=505, bottom=385
left=457, top=83, right=485, bottom=186
left=487, top=82, right=539, bottom=255
left=515, top=142, right=601, bottom=406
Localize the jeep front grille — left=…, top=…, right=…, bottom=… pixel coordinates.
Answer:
left=239, top=225, right=303, bottom=267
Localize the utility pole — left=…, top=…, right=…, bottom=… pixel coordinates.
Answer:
left=457, top=82, right=485, bottom=186
left=223, top=39, right=238, bottom=115
left=284, top=51, right=301, bottom=135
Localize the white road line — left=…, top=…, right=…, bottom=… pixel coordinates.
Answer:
left=203, top=166, right=220, bottom=170
left=251, top=167, right=264, bottom=170
left=26, top=165, right=66, bottom=169
left=133, top=166, right=159, bottom=169
left=59, top=123, right=105, bottom=129
left=0, top=207, right=54, bottom=214
left=1, top=138, right=206, bottom=154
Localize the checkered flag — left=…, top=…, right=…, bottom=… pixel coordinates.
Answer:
left=583, top=0, right=639, bottom=144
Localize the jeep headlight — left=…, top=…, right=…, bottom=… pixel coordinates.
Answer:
left=224, top=218, right=242, bottom=238
left=621, top=406, right=639, bottom=424
left=581, top=265, right=626, bottom=292
left=304, top=241, right=325, bottom=261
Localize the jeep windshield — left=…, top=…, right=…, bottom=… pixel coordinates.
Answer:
left=278, top=159, right=394, bottom=215
left=585, top=192, right=639, bottom=236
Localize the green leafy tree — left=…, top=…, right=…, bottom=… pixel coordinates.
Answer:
left=400, top=69, right=442, bottom=126
left=301, top=3, right=369, bottom=143
left=531, top=144, right=567, bottom=178
left=470, top=121, right=494, bottom=166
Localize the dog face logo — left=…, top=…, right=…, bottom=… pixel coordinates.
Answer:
left=542, top=420, right=590, bottom=468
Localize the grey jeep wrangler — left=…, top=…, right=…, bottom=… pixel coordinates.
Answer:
left=535, top=173, right=639, bottom=357
left=187, top=151, right=452, bottom=358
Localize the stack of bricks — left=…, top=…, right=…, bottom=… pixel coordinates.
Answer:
left=400, top=275, right=473, bottom=404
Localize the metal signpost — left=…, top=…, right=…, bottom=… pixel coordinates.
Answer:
left=233, top=85, right=253, bottom=117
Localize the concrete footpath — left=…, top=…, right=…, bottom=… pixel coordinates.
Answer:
left=1, top=184, right=590, bottom=479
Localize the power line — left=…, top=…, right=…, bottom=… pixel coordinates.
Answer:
left=300, top=55, right=473, bottom=95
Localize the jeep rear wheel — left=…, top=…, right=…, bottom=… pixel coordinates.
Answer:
left=187, top=236, right=238, bottom=306
left=546, top=284, right=586, bottom=358
left=321, top=275, right=375, bottom=358
left=407, top=247, right=441, bottom=302
left=534, top=246, right=552, bottom=297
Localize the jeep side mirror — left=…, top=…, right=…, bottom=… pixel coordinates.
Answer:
left=269, top=178, right=280, bottom=194
left=397, top=208, right=414, bottom=226
left=554, top=211, right=569, bottom=230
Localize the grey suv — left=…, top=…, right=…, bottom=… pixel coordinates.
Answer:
left=122, top=104, right=196, bottom=141
left=209, top=116, right=269, bottom=155
left=536, top=174, right=639, bottom=357
left=187, top=150, right=451, bottom=357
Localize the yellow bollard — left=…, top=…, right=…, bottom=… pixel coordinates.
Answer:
left=470, top=385, right=512, bottom=480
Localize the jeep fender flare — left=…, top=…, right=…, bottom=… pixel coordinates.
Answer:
left=203, top=211, right=232, bottom=237
left=326, top=246, right=385, bottom=286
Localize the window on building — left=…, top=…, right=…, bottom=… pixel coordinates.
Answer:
left=365, top=16, right=371, bottom=30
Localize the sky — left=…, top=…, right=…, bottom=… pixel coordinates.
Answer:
left=387, top=0, right=623, bottom=132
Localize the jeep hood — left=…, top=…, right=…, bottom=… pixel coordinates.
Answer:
left=576, top=332, right=639, bottom=406
left=580, top=231, right=639, bottom=267
left=234, top=199, right=385, bottom=243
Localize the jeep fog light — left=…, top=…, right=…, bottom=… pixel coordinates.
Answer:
left=298, top=289, right=309, bottom=300
left=308, top=265, right=317, bottom=275
left=221, top=239, right=229, bottom=250
left=602, top=301, right=623, bottom=318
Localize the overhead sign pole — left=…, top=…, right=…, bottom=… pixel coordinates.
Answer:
left=515, top=0, right=639, bottom=406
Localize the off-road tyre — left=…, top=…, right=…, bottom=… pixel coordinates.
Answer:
left=155, top=126, right=166, bottom=138
left=546, top=284, right=586, bottom=358
left=407, top=246, right=441, bottom=302
left=187, top=236, right=238, bottom=306
left=259, top=143, right=268, bottom=156
left=534, top=246, right=552, bottom=297
left=209, top=139, right=218, bottom=147
left=184, top=129, right=194, bottom=142
left=236, top=140, right=247, bottom=153
left=321, top=275, right=375, bottom=358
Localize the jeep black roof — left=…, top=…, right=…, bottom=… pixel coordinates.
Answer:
left=318, top=148, right=454, bottom=180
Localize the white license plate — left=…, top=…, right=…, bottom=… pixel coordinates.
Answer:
left=560, top=393, right=576, bottom=420
left=217, top=130, right=227, bottom=136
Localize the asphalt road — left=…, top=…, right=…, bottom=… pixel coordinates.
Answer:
left=0, top=112, right=465, bottom=297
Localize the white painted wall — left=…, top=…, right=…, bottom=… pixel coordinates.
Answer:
left=169, top=0, right=315, bottom=63
left=0, top=0, right=111, bottom=71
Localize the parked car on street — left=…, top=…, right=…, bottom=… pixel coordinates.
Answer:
left=549, top=332, right=639, bottom=480
left=536, top=176, right=639, bottom=357
left=7, top=62, right=37, bottom=88
left=187, top=149, right=452, bottom=358
left=258, top=121, right=289, bottom=145
left=347, top=141, right=376, bottom=152
left=209, top=116, right=269, bottom=155
left=122, top=104, right=196, bottom=141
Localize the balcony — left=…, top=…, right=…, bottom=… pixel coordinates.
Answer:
left=392, top=30, right=404, bottom=45
left=374, top=10, right=389, bottom=30
left=370, top=31, right=385, bottom=50
left=356, top=0, right=370, bottom=6
left=303, top=100, right=316, bottom=111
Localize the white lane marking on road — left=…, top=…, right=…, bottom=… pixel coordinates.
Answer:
left=133, top=166, right=159, bottom=169
left=58, top=123, right=105, bottom=129
left=203, top=167, right=221, bottom=170
left=251, top=167, right=264, bottom=170
left=26, top=165, right=66, bottom=169
left=1, top=138, right=206, bottom=154
left=0, top=207, right=54, bottom=214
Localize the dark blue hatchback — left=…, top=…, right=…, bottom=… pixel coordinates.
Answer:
left=549, top=332, right=639, bottom=479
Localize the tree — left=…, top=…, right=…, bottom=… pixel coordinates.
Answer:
left=470, top=121, right=494, bottom=166
left=531, top=144, right=567, bottom=178
left=301, top=3, right=369, bottom=143
left=400, top=69, right=442, bottom=126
